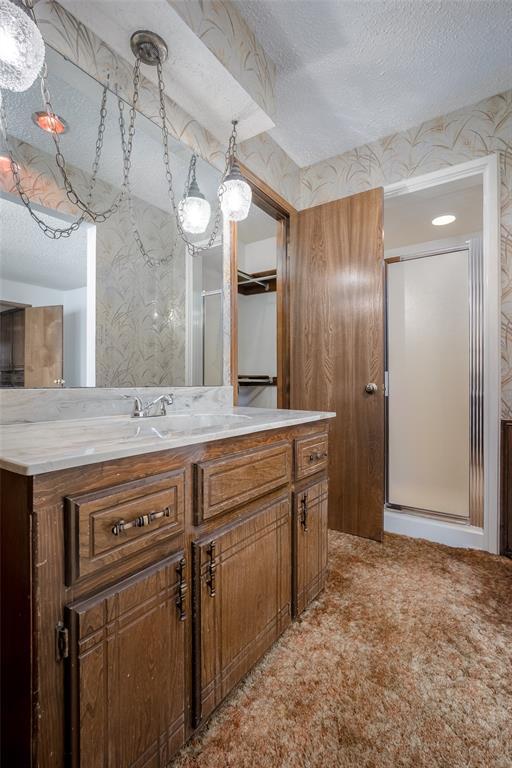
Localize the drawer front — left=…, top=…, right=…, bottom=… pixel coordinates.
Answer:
left=65, top=469, right=185, bottom=585
left=295, top=432, right=328, bottom=480
left=195, top=441, right=292, bottom=523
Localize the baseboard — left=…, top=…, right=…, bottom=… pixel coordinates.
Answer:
left=384, top=509, right=485, bottom=550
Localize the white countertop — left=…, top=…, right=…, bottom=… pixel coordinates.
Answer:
left=0, top=407, right=335, bottom=476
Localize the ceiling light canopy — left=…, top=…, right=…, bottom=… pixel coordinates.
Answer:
left=0, top=0, right=45, bottom=92
left=432, top=214, right=456, bottom=226
left=32, top=110, right=68, bottom=134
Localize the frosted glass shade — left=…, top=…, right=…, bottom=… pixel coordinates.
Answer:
left=220, top=177, right=252, bottom=222
left=178, top=194, right=211, bottom=234
left=0, top=0, right=45, bottom=92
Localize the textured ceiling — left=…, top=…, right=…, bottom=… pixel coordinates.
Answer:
left=384, top=176, right=483, bottom=250
left=0, top=196, right=88, bottom=290
left=234, top=0, right=512, bottom=167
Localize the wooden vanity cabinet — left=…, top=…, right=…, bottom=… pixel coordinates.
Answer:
left=293, top=478, right=329, bottom=617
left=192, top=492, right=291, bottom=725
left=65, top=553, right=187, bottom=767
left=1, top=421, right=329, bottom=768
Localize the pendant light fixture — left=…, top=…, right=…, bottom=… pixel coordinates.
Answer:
left=220, top=120, right=252, bottom=222
left=0, top=0, right=44, bottom=92
left=178, top=154, right=211, bottom=234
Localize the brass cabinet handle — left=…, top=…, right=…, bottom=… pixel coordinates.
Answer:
left=309, top=451, right=328, bottom=462
left=300, top=493, right=308, bottom=532
left=111, top=506, right=171, bottom=536
left=176, top=557, right=187, bottom=621
left=206, top=541, right=217, bottom=597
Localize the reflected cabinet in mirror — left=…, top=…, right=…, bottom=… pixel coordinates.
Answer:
left=0, top=47, right=225, bottom=388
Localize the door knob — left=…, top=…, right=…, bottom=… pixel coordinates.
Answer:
left=365, top=383, right=378, bottom=394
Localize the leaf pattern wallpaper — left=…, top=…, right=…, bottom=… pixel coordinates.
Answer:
left=299, top=90, right=512, bottom=417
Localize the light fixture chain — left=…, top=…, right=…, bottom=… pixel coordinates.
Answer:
left=155, top=58, right=226, bottom=256
left=118, top=78, right=175, bottom=268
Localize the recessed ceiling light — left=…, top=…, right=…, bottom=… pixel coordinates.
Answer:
left=432, top=214, right=456, bottom=226
left=32, top=111, right=68, bottom=135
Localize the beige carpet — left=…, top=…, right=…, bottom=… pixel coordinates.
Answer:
left=174, top=532, right=512, bottom=768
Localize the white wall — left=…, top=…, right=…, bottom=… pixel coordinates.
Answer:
left=1, top=278, right=88, bottom=387
left=239, top=237, right=276, bottom=273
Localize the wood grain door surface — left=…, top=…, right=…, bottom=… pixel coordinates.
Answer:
left=291, top=189, right=384, bottom=540
left=24, top=305, right=63, bottom=387
left=65, top=553, right=187, bottom=767
left=192, top=494, right=291, bottom=725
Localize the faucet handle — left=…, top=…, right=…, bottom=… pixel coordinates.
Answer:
left=161, top=393, right=174, bottom=415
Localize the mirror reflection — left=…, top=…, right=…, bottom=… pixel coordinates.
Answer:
left=0, top=47, right=224, bottom=388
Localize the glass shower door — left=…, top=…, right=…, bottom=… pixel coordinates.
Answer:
left=386, top=249, right=472, bottom=519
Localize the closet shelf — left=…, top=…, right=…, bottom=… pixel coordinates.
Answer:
left=237, top=269, right=277, bottom=295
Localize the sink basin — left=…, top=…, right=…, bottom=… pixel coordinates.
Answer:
left=80, top=412, right=253, bottom=444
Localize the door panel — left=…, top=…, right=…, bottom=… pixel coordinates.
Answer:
left=293, top=479, right=328, bottom=617
left=24, top=305, right=63, bottom=387
left=291, top=189, right=384, bottom=540
left=66, top=554, right=187, bottom=767
left=192, top=495, right=291, bottom=725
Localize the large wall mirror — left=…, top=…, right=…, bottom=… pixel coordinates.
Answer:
left=0, top=46, right=225, bottom=389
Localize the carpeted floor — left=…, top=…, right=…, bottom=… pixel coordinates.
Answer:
left=173, top=531, right=512, bottom=768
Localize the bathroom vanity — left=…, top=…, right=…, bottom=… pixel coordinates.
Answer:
left=1, top=403, right=334, bottom=766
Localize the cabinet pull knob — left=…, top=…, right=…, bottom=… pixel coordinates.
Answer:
left=207, top=541, right=217, bottom=597
left=309, top=451, right=327, bottom=462
left=111, top=506, right=171, bottom=536
left=176, top=557, right=187, bottom=621
left=300, top=493, right=308, bottom=532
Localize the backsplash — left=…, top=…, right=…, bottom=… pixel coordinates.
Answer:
left=0, top=386, right=233, bottom=425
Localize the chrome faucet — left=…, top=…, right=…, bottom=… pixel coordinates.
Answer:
left=131, top=393, right=174, bottom=418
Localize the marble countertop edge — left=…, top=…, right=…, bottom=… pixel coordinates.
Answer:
left=0, top=409, right=336, bottom=476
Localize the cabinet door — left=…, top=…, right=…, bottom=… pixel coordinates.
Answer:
left=65, top=553, right=187, bottom=768
left=192, top=495, right=291, bottom=725
left=293, top=479, right=328, bottom=617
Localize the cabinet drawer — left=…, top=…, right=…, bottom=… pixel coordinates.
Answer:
left=65, top=469, right=185, bottom=585
left=195, top=441, right=292, bottom=524
left=295, top=432, right=328, bottom=480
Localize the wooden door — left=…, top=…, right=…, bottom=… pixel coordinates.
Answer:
left=11, top=309, right=25, bottom=369
left=65, top=553, right=187, bottom=767
left=291, top=189, right=384, bottom=540
left=0, top=311, right=13, bottom=370
left=192, top=494, right=291, bottom=725
left=24, top=305, right=63, bottom=387
left=293, top=479, right=329, bottom=617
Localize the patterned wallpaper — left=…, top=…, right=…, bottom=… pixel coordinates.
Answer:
left=169, top=0, right=276, bottom=119
left=300, top=90, right=512, bottom=418
left=0, top=137, right=187, bottom=387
